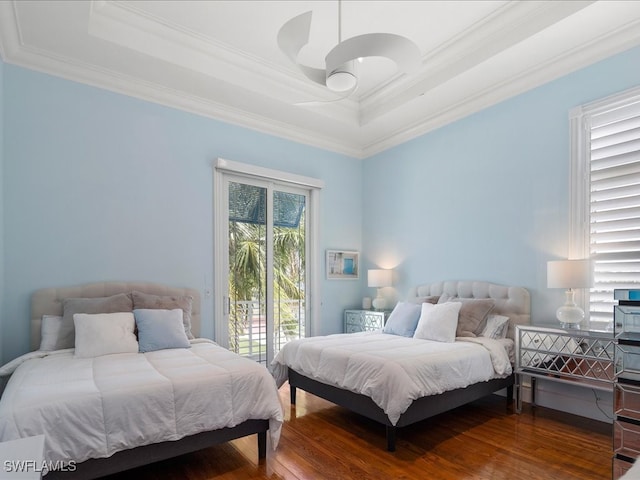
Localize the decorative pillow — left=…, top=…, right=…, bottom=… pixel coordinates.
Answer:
left=134, top=309, right=191, bottom=353
left=481, top=314, right=510, bottom=339
left=407, top=295, right=440, bottom=305
left=413, top=302, right=462, bottom=343
left=39, top=315, right=63, bottom=351
left=382, top=302, right=422, bottom=337
left=451, top=298, right=496, bottom=337
left=132, top=291, right=194, bottom=339
left=59, top=293, right=134, bottom=350
left=73, top=312, right=138, bottom=358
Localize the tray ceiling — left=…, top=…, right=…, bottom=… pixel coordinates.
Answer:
left=1, top=1, right=639, bottom=158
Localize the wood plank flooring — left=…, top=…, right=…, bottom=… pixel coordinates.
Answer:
left=105, top=384, right=612, bottom=479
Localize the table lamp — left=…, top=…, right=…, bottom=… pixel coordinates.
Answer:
left=368, top=269, right=392, bottom=311
left=547, top=259, right=592, bottom=328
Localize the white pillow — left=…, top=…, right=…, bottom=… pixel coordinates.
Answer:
left=481, top=314, right=510, bottom=339
left=73, top=312, right=138, bottom=358
left=39, top=315, right=63, bottom=351
left=413, top=302, right=462, bottom=343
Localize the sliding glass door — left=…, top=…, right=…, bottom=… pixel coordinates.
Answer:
left=214, top=160, right=320, bottom=365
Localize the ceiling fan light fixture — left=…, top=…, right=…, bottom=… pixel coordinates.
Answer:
left=277, top=7, right=421, bottom=102
left=326, top=62, right=357, bottom=92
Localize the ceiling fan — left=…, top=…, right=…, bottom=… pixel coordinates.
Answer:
left=277, top=1, right=422, bottom=104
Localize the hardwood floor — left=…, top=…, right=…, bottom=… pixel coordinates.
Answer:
left=105, top=384, right=612, bottom=479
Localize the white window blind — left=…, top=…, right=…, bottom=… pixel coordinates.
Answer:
left=590, top=101, right=640, bottom=323
left=572, top=88, right=640, bottom=327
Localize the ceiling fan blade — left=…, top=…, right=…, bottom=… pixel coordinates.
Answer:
left=277, top=11, right=312, bottom=62
left=326, top=33, right=422, bottom=76
left=277, top=11, right=326, bottom=86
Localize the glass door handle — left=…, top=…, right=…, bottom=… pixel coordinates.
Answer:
left=223, top=296, right=230, bottom=315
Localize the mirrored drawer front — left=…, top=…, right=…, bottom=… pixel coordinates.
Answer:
left=615, top=344, right=640, bottom=382
left=615, top=382, right=640, bottom=421
left=614, top=419, right=640, bottom=458
left=345, top=322, right=361, bottom=333
left=613, top=457, right=634, bottom=480
left=344, top=310, right=386, bottom=333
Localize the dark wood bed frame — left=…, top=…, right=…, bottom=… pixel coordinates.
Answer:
left=289, top=368, right=514, bottom=452
left=283, top=281, right=529, bottom=452
left=45, top=420, right=268, bottom=479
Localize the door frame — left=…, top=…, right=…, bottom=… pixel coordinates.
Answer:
left=213, top=158, right=323, bottom=353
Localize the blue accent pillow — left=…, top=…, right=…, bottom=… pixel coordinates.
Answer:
left=382, top=302, right=422, bottom=337
left=134, top=308, right=191, bottom=353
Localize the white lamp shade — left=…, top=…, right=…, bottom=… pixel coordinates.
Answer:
left=547, top=259, right=591, bottom=328
left=547, top=259, right=592, bottom=289
left=368, top=269, right=392, bottom=288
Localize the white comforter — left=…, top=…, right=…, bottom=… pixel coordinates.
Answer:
left=0, top=339, right=283, bottom=466
left=271, top=332, right=512, bottom=425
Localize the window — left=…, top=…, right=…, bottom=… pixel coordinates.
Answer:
left=570, top=86, right=640, bottom=329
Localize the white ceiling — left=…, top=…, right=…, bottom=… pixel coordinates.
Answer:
left=1, top=1, right=639, bottom=158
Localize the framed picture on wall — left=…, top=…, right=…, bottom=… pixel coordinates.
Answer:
left=326, top=250, right=359, bottom=280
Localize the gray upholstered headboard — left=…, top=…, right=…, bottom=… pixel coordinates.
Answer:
left=407, top=280, right=530, bottom=340
left=30, top=282, right=201, bottom=351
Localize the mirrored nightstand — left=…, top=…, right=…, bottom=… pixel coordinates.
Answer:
left=344, top=309, right=390, bottom=333
left=515, top=325, right=614, bottom=413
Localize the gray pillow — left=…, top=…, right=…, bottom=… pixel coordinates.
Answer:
left=134, top=309, right=191, bottom=353
left=383, top=302, right=422, bottom=337
left=452, top=298, right=495, bottom=337
left=481, top=314, right=510, bottom=339
left=132, top=291, right=194, bottom=339
left=59, top=293, right=134, bottom=350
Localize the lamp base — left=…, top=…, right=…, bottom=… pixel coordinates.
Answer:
left=372, top=296, right=386, bottom=311
left=556, top=289, right=584, bottom=329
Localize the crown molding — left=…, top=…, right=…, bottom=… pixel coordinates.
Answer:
left=358, top=0, right=595, bottom=125
left=0, top=1, right=21, bottom=60
left=88, top=0, right=362, bottom=126
left=3, top=38, right=364, bottom=159
left=361, top=16, right=640, bottom=158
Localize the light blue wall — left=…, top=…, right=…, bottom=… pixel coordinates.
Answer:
left=1, top=65, right=363, bottom=363
left=2, top=45, right=640, bottom=365
left=362, top=45, right=640, bottom=326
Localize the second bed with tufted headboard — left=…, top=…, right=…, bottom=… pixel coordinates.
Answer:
left=407, top=280, right=531, bottom=341
left=272, top=280, right=530, bottom=452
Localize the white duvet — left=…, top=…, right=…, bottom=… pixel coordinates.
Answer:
left=271, top=332, right=512, bottom=425
left=0, top=339, right=283, bottom=466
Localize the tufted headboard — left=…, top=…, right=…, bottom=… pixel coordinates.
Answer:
left=407, top=280, right=530, bottom=340
left=30, top=282, right=201, bottom=351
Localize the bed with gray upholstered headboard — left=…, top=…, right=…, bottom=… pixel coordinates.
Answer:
left=29, top=282, right=202, bottom=351
left=1, top=281, right=283, bottom=479
left=407, top=280, right=531, bottom=340
left=274, top=280, right=530, bottom=452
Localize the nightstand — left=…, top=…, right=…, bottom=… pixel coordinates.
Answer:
left=515, top=325, right=614, bottom=413
left=344, top=309, right=389, bottom=333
